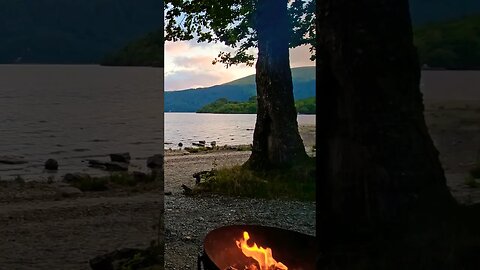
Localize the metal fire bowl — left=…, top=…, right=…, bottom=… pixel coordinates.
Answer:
left=201, top=224, right=316, bottom=270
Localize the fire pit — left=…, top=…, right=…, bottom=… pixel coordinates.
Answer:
left=198, top=225, right=316, bottom=270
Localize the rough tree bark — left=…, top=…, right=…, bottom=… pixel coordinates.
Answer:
left=317, top=0, right=456, bottom=247
left=244, top=0, right=309, bottom=170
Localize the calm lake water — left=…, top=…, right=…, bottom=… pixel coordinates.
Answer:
left=0, top=65, right=163, bottom=181
left=164, top=70, right=480, bottom=148
left=2, top=67, right=478, bottom=181
left=164, top=113, right=316, bottom=148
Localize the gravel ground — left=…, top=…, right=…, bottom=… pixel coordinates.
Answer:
left=163, top=125, right=317, bottom=270
left=0, top=192, right=163, bottom=270
left=163, top=149, right=316, bottom=270
left=164, top=194, right=316, bottom=270
left=3, top=113, right=479, bottom=270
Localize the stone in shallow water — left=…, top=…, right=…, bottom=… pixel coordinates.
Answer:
left=105, top=162, right=129, bottom=171
left=44, top=158, right=58, bottom=170
left=85, top=159, right=106, bottom=168
left=109, top=152, right=131, bottom=163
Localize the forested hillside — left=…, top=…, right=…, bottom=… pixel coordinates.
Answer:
left=165, top=67, right=316, bottom=112
left=0, top=0, right=162, bottom=63
left=414, top=15, right=480, bottom=69
left=409, top=0, right=480, bottom=25
left=101, top=30, right=163, bottom=67
left=197, top=96, right=316, bottom=114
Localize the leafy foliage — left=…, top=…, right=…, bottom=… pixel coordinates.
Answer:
left=101, top=30, right=164, bottom=67
left=164, top=0, right=316, bottom=67
left=197, top=96, right=316, bottom=114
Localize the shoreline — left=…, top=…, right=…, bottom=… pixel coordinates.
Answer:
left=1, top=98, right=480, bottom=268
left=164, top=123, right=316, bottom=155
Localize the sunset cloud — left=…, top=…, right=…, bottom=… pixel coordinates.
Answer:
left=165, top=40, right=314, bottom=91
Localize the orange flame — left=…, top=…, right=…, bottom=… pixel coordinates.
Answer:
left=236, top=231, right=288, bottom=270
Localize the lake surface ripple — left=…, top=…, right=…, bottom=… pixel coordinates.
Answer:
left=0, top=65, right=163, bottom=181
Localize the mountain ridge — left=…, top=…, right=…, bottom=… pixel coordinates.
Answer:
left=164, top=66, right=316, bottom=112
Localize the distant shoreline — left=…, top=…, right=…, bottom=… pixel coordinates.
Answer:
left=165, top=112, right=316, bottom=115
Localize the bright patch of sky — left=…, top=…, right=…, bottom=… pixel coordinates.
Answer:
left=165, top=41, right=315, bottom=91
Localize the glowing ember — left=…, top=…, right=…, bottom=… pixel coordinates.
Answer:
left=235, top=231, right=288, bottom=270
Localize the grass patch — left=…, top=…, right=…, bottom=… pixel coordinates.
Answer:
left=108, top=172, right=138, bottom=187
left=70, top=176, right=108, bottom=191
left=193, top=158, right=316, bottom=201
left=231, top=144, right=252, bottom=151
left=469, top=163, right=480, bottom=179
left=71, top=176, right=108, bottom=191
left=67, top=172, right=157, bottom=192
left=465, top=175, right=479, bottom=188
left=184, top=146, right=207, bottom=153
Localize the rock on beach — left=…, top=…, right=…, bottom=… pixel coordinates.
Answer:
left=44, top=159, right=58, bottom=170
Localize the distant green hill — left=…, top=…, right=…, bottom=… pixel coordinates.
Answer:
left=414, top=15, right=480, bottom=69
left=101, top=30, right=163, bottom=67
left=224, top=66, right=315, bottom=86
left=197, top=96, right=316, bottom=114
left=165, top=66, right=316, bottom=112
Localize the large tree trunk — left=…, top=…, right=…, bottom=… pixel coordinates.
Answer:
left=244, top=0, right=308, bottom=170
left=317, top=0, right=456, bottom=248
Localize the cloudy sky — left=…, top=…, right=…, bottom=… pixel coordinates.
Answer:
left=164, top=41, right=315, bottom=91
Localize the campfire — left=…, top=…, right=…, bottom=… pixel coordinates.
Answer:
left=198, top=225, right=316, bottom=270
left=235, top=231, right=288, bottom=270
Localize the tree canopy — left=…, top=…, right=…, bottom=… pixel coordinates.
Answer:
left=164, top=0, right=316, bottom=67
left=101, top=29, right=164, bottom=67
